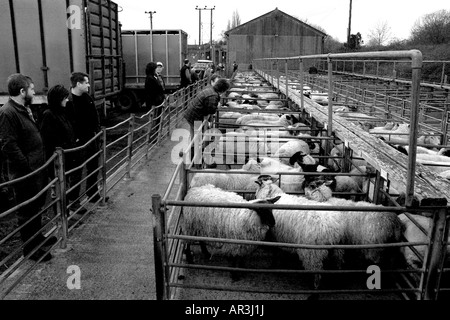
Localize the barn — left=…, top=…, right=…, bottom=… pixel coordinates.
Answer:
left=225, top=8, right=327, bottom=73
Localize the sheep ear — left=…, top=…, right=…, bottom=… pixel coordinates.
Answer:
left=254, top=180, right=262, bottom=186
left=266, top=196, right=281, bottom=204
left=324, top=180, right=334, bottom=186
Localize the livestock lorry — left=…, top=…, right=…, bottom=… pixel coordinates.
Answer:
left=118, top=29, right=188, bottom=111
left=0, top=0, right=123, bottom=116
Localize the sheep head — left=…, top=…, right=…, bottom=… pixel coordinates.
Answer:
left=254, top=176, right=284, bottom=199
left=248, top=196, right=281, bottom=228
left=304, top=179, right=334, bottom=202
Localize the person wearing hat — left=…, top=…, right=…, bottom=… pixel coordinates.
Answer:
left=179, top=59, right=191, bottom=88
left=156, top=62, right=166, bottom=92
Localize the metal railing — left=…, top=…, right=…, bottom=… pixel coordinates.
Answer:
left=151, top=68, right=449, bottom=300
left=0, top=78, right=208, bottom=298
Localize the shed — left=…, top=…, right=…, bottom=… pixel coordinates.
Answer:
left=225, top=8, right=327, bottom=72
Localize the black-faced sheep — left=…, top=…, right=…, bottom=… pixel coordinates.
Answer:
left=254, top=177, right=345, bottom=289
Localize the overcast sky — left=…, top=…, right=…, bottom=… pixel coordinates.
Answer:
left=113, top=0, right=448, bottom=45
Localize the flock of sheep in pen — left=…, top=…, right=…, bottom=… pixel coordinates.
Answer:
left=180, top=71, right=450, bottom=291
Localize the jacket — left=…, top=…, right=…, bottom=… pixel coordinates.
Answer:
left=66, top=91, right=100, bottom=145
left=180, top=65, right=191, bottom=88
left=39, top=106, right=77, bottom=160
left=0, top=98, right=46, bottom=180
left=145, top=74, right=165, bottom=107
left=183, top=86, right=220, bottom=125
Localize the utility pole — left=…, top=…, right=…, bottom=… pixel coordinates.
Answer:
left=145, top=11, right=156, bottom=61
left=347, top=0, right=352, bottom=51
left=195, top=6, right=215, bottom=60
left=195, top=6, right=202, bottom=48
left=209, top=6, right=215, bottom=64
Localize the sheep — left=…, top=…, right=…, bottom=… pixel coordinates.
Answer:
left=290, top=151, right=361, bottom=200
left=209, top=131, right=269, bottom=166
left=254, top=177, right=346, bottom=289
left=242, top=114, right=299, bottom=130
left=327, top=143, right=367, bottom=172
left=398, top=213, right=450, bottom=269
left=236, top=114, right=280, bottom=126
left=303, top=178, right=404, bottom=267
left=370, top=123, right=410, bottom=141
left=190, top=158, right=262, bottom=199
left=272, top=140, right=311, bottom=165
left=258, top=92, right=279, bottom=100
left=258, top=157, right=307, bottom=193
left=183, top=184, right=280, bottom=279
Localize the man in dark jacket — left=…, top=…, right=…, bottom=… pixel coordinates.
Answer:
left=179, top=59, right=192, bottom=88
left=0, top=74, right=57, bottom=262
left=183, top=78, right=230, bottom=164
left=66, top=72, right=106, bottom=204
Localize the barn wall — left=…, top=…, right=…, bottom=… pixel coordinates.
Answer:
left=227, top=10, right=324, bottom=68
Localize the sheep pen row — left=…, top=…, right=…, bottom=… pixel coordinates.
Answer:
left=153, top=70, right=450, bottom=300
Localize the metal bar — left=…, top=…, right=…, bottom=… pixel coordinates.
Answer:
left=152, top=194, right=165, bottom=300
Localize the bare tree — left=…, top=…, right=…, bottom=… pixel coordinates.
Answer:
left=230, top=10, right=241, bottom=29
left=411, top=9, right=450, bottom=45
left=367, top=20, right=392, bottom=46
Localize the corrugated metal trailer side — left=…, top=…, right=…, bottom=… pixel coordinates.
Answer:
left=0, top=0, right=122, bottom=108
left=119, top=29, right=188, bottom=111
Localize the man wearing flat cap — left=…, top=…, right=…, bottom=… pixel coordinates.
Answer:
left=156, top=62, right=166, bottom=91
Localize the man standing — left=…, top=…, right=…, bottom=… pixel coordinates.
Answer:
left=66, top=72, right=105, bottom=204
left=0, top=74, right=56, bottom=261
left=156, top=62, right=166, bottom=92
left=179, top=59, right=192, bottom=88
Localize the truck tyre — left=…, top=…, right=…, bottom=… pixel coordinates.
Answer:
left=117, top=89, right=137, bottom=112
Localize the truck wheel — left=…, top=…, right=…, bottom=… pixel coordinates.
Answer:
left=117, top=89, right=137, bottom=112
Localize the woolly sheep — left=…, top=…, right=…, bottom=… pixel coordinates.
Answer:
left=242, top=114, right=299, bottom=129
left=258, top=157, right=307, bottom=193
left=183, top=184, right=280, bottom=279
left=304, top=179, right=404, bottom=267
left=290, top=152, right=361, bottom=200
left=211, top=131, right=269, bottom=164
left=236, top=114, right=280, bottom=126
left=190, top=158, right=262, bottom=199
left=272, top=140, right=311, bottom=165
left=327, top=143, right=367, bottom=172
left=398, top=213, right=450, bottom=269
left=254, top=178, right=345, bottom=289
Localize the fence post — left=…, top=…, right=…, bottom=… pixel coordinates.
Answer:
left=152, top=194, right=169, bottom=300
left=284, top=59, right=289, bottom=103
left=327, top=55, right=333, bottom=137
left=146, top=108, right=155, bottom=159
left=157, top=104, right=165, bottom=146
left=55, top=148, right=68, bottom=249
left=167, top=98, right=172, bottom=136
left=299, top=58, right=304, bottom=111
left=125, top=114, right=135, bottom=180
left=422, top=206, right=449, bottom=300
left=100, top=127, right=107, bottom=207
